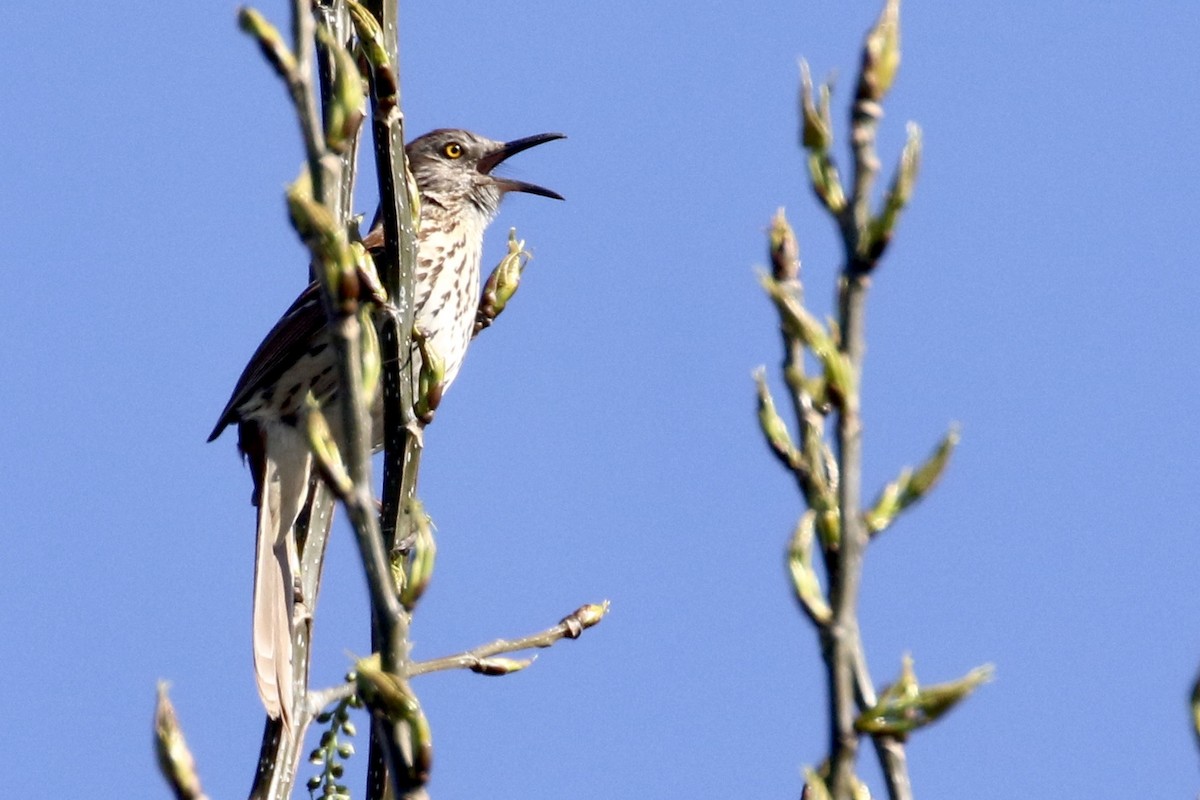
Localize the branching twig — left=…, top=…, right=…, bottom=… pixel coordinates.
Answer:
left=756, top=3, right=985, bottom=799
left=302, top=603, right=610, bottom=717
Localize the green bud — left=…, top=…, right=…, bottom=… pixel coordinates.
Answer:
left=346, top=1, right=390, bottom=68
left=286, top=178, right=357, bottom=309
left=908, top=421, right=957, bottom=497
left=823, top=351, right=856, bottom=409
left=807, top=152, right=848, bottom=216
left=864, top=122, right=922, bottom=263
left=413, top=327, right=446, bottom=422
left=153, top=683, right=206, bottom=800
left=769, top=208, right=800, bottom=282
left=865, top=469, right=907, bottom=534
left=865, top=424, right=958, bottom=536
left=400, top=501, right=437, bottom=610
left=306, top=775, right=322, bottom=790
left=352, top=242, right=388, bottom=306
left=316, top=26, right=366, bottom=154
left=405, top=161, right=422, bottom=231
left=754, top=367, right=799, bottom=469
left=760, top=273, right=831, bottom=355
left=354, top=655, right=417, bottom=722
left=855, top=654, right=993, bottom=738
left=815, top=509, right=840, bottom=550
left=799, top=375, right=829, bottom=410
left=359, top=306, right=380, bottom=399
left=355, top=659, right=433, bottom=781
left=475, top=229, right=531, bottom=336
left=787, top=511, right=832, bottom=625
left=336, top=742, right=354, bottom=758
left=341, top=719, right=357, bottom=737
left=492, top=229, right=529, bottom=309
left=799, top=60, right=834, bottom=152
left=237, top=7, right=296, bottom=80
left=858, top=0, right=901, bottom=103
left=802, top=768, right=832, bottom=800
left=760, top=273, right=857, bottom=408
left=410, top=703, right=434, bottom=784
left=303, top=394, right=353, bottom=496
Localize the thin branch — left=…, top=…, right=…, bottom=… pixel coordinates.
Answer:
left=825, top=269, right=868, bottom=797
left=409, top=602, right=611, bottom=677
left=290, top=0, right=331, bottom=203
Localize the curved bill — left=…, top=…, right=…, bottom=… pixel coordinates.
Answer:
left=478, top=132, right=566, bottom=200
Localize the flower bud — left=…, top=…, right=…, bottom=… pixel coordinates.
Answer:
left=769, top=208, right=800, bottom=282
left=855, top=654, right=993, bottom=738
left=788, top=511, right=832, bottom=625
left=153, top=683, right=207, bottom=800
left=471, top=656, right=534, bottom=676
left=238, top=7, right=296, bottom=79
left=317, top=26, right=365, bottom=153
left=799, top=60, right=834, bottom=152
left=857, top=0, right=901, bottom=103
left=303, top=394, right=353, bottom=496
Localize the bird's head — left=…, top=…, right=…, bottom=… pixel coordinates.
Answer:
left=406, top=129, right=565, bottom=217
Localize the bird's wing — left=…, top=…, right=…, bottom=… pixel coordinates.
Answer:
left=207, top=283, right=325, bottom=442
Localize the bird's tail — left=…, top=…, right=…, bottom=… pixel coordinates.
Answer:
left=243, top=423, right=312, bottom=730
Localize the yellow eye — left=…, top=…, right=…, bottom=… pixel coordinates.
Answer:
left=442, top=142, right=463, bottom=159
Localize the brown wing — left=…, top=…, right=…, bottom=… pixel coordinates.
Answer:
left=207, top=283, right=325, bottom=442
left=208, top=224, right=386, bottom=443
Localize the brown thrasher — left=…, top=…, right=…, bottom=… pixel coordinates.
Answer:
left=209, top=129, right=564, bottom=726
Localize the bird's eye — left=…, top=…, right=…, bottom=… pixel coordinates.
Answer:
left=442, top=142, right=463, bottom=159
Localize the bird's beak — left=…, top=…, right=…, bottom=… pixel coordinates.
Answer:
left=477, top=132, right=566, bottom=200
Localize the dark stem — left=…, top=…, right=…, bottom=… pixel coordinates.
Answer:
left=824, top=272, right=868, bottom=798
left=360, top=0, right=425, bottom=797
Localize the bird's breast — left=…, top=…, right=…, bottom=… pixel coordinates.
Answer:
left=413, top=212, right=486, bottom=387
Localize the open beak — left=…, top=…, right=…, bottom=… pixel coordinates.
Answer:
left=477, top=132, right=566, bottom=200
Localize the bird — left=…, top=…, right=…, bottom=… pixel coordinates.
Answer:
left=208, top=128, right=564, bottom=727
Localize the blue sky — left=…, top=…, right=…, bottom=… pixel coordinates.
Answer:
left=2, top=2, right=1199, bottom=797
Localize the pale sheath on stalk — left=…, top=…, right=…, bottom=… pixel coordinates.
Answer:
left=156, top=3, right=606, bottom=800
left=753, top=2, right=991, bottom=798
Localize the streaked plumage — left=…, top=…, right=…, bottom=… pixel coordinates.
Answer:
left=210, top=129, right=563, bottom=725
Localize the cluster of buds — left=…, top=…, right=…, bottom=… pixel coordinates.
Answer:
left=305, top=698, right=358, bottom=800
left=854, top=656, right=994, bottom=739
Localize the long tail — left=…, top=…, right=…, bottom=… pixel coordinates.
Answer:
left=243, top=423, right=312, bottom=730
